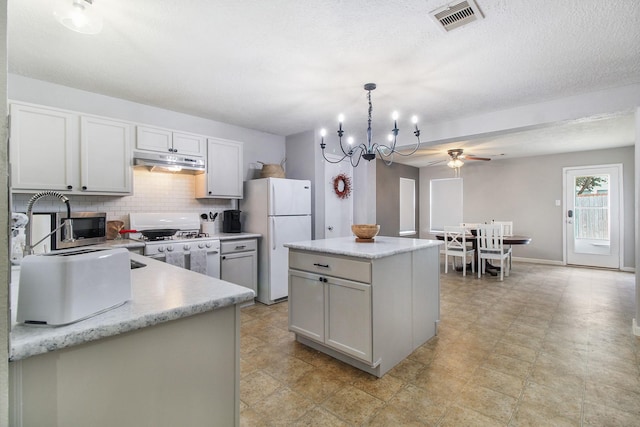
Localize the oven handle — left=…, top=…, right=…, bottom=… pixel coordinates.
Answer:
left=146, top=254, right=166, bottom=261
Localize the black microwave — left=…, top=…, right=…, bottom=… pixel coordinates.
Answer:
left=31, top=211, right=107, bottom=252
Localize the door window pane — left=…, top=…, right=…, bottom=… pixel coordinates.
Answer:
left=574, top=174, right=609, bottom=241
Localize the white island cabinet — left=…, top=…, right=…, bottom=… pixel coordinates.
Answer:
left=285, top=236, right=442, bottom=378
left=9, top=254, right=254, bottom=427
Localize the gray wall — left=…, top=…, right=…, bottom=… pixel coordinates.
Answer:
left=420, top=146, right=635, bottom=268
left=285, top=130, right=317, bottom=239
left=376, top=160, right=420, bottom=237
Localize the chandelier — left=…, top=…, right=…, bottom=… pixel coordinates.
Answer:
left=319, top=83, right=422, bottom=167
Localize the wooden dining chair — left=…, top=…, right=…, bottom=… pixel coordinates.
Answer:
left=444, top=226, right=475, bottom=276
left=477, top=224, right=512, bottom=281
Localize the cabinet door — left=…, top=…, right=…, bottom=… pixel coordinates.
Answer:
left=172, top=132, right=205, bottom=156
left=326, top=277, right=372, bottom=363
left=288, top=270, right=325, bottom=342
left=10, top=103, right=77, bottom=191
left=220, top=251, right=257, bottom=294
left=200, top=138, right=243, bottom=198
left=136, top=126, right=172, bottom=153
left=80, top=116, right=132, bottom=193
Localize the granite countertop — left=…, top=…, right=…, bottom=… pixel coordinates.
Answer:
left=284, top=236, right=443, bottom=259
left=9, top=253, right=255, bottom=362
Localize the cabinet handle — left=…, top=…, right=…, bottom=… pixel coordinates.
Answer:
left=67, top=185, right=73, bottom=190
left=222, top=256, right=226, bottom=260
left=313, top=263, right=330, bottom=268
left=82, top=186, right=87, bottom=190
left=235, top=245, right=246, bottom=250
left=318, top=277, right=328, bottom=283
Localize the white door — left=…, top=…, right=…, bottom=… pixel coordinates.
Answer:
left=564, top=165, right=622, bottom=268
left=269, top=215, right=312, bottom=301
left=324, top=156, right=353, bottom=238
left=269, top=178, right=311, bottom=216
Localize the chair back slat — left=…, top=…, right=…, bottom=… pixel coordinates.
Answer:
left=477, top=224, right=504, bottom=251
left=491, top=220, right=513, bottom=236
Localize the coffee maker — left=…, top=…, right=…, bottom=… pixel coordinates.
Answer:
left=222, top=210, right=242, bottom=233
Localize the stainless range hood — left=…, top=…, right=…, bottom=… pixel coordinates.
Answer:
left=133, top=151, right=205, bottom=174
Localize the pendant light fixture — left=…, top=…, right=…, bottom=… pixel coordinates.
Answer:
left=319, top=83, right=422, bottom=167
left=53, top=0, right=103, bottom=35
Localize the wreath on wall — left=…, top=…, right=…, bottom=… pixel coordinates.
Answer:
left=332, top=173, right=352, bottom=199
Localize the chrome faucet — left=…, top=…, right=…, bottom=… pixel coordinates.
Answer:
left=24, top=191, right=75, bottom=256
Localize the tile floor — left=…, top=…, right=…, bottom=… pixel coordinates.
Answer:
left=239, top=262, right=640, bottom=426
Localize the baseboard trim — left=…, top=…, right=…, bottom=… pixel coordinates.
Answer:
left=511, top=257, right=563, bottom=266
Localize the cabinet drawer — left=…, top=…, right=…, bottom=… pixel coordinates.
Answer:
left=221, top=239, right=257, bottom=254
left=289, top=251, right=371, bottom=284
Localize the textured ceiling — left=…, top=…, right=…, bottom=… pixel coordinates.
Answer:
left=7, top=0, right=640, bottom=166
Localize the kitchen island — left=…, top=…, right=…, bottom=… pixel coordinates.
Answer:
left=9, top=253, right=254, bottom=427
left=284, top=236, right=442, bottom=378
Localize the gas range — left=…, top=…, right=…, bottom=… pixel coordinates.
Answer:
left=129, top=212, right=220, bottom=278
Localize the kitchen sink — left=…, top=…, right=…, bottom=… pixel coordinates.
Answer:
left=17, top=247, right=132, bottom=326
left=130, top=259, right=146, bottom=269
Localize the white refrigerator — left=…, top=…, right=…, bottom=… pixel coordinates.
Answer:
left=241, top=178, right=312, bottom=304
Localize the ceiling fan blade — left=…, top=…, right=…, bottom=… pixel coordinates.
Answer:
left=465, top=156, right=491, bottom=161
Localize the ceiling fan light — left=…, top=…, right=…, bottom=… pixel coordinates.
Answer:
left=54, top=0, right=103, bottom=35
left=448, top=158, right=464, bottom=168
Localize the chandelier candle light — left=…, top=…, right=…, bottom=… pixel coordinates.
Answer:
left=320, top=83, right=422, bottom=167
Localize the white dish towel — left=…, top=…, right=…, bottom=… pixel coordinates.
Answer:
left=165, top=251, right=185, bottom=269
left=189, top=249, right=208, bottom=275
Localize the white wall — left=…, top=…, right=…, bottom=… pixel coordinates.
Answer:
left=420, top=146, right=635, bottom=268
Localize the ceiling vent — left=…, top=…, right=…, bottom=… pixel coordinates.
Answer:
left=429, top=0, right=484, bottom=32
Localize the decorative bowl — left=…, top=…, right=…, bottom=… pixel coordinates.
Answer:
left=351, top=224, right=380, bottom=241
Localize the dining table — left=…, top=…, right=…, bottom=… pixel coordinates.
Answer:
left=435, top=232, right=532, bottom=275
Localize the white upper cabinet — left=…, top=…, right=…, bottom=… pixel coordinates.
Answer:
left=10, top=103, right=132, bottom=194
left=136, top=125, right=206, bottom=157
left=81, top=116, right=133, bottom=193
left=195, top=137, right=244, bottom=199
left=10, top=103, right=77, bottom=192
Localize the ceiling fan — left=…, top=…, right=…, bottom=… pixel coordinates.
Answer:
left=445, top=148, right=491, bottom=168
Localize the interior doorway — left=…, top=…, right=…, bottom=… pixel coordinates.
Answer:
left=323, top=155, right=353, bottom=239
left=564, top=164, right=623, bottom=269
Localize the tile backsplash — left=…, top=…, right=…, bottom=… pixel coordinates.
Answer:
left=12, top=169, right=235, bottom=233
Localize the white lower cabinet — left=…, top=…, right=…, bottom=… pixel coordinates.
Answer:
left=325, top=277, right=372, bottom=362
left=288, top=245, right=440, bottom=377
left=220, top=239, right=257, bottom=302
left=289, top=257, right=373, bottom=364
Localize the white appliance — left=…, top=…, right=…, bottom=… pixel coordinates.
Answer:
left=129, top=212, right=220, bottom=279
left=18, top=247, right=131, bottom=326
left=241, top=178, right=312, bottom=304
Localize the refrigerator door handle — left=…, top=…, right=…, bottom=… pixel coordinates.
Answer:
left=271, top=217, right=276, bottom=250
left=271, top=182, right=276, bottom=215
